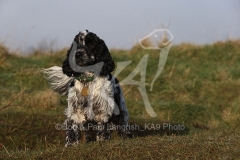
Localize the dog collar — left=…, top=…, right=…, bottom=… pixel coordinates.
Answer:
left=75, top=75, right=95, bottom=83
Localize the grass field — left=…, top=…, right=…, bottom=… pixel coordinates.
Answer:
left=0, top=40, right=240, bottom=159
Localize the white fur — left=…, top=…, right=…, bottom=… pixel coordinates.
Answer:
left=41, top=66, right=74, bottom=95
left=67, top=76, right=116, bottom=124
left=43, top=66, right=121, bottom=124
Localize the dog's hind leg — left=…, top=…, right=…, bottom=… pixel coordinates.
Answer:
left=110, top=114, right=133, bottom=139
left=113, top=78, right=133, bottom=138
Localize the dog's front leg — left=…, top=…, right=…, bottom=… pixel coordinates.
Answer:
left=83, top=122, right=95, bottom=143
left=96, top=122, right=110, bottom=141
left=65, top=119, right=81, bottom=147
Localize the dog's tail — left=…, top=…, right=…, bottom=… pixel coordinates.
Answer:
left=41, top=66, right=74, bottom=95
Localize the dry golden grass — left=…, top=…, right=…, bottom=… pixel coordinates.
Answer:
left=0, top=44, right=11, bottom=68
left=31, top=90, right=60, bottom=109
left=222, top=95, right=240, bottom=128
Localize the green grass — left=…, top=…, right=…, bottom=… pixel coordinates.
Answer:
left=1, top=40, right=240, bottom=159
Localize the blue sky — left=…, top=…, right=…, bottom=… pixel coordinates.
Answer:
left=0, top=0, right=239, bottom=52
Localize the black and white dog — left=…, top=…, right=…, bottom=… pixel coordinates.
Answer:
left=43, top=30, right=132, bottom=147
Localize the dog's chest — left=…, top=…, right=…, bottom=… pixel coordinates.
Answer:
left=66, top=76, right=116, bottom=123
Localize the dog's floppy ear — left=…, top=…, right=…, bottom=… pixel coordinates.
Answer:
left=62, top=33, right=82, bottom=77
left=73, top=33, right=81, bottom=45
left=62, top=43, right=79, bottom=77
left=98, top=42, right=115, bottom=76
left=84, top=32, right=115, bottom=76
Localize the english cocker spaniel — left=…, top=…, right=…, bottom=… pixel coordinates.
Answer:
left=43, top=30, right=132, bottom=147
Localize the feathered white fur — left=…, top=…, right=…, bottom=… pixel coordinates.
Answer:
left=43, top=66, right=121, bottom=124
left=42, top=66, right=74, bottom=95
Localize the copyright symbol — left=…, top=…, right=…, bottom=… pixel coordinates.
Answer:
left=55, top=123, right=62, bottom=130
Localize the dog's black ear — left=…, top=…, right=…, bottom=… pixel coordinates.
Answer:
left=100, top=56, right=115, bottom=76
left=62, top=44, right=77, bottom=77
left=62, top=31, right=115, bottom=77
left=62, top=31, right=84, bottom=77
left=84, top=32, right=115, bottom=76
left=85, top=32, right=98, bottom=49
left=73, top=33, right=81, bottom=45
left=96, top=39, right=115, bottom=76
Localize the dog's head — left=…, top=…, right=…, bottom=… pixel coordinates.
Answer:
left=72, top=30, right=115, bottom=76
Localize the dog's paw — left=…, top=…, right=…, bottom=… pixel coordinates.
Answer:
left=65, top=141, right=79, bottom=147
left=96, top=132, right=111, bottom=142
left=65, top=135, right=80, bottom=147
left=119, top=131, right=133, bottom=139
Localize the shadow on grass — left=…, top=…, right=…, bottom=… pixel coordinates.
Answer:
left=128, top=119, right=190, bottom=137
left=0, top=111, right=190, bottom=150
